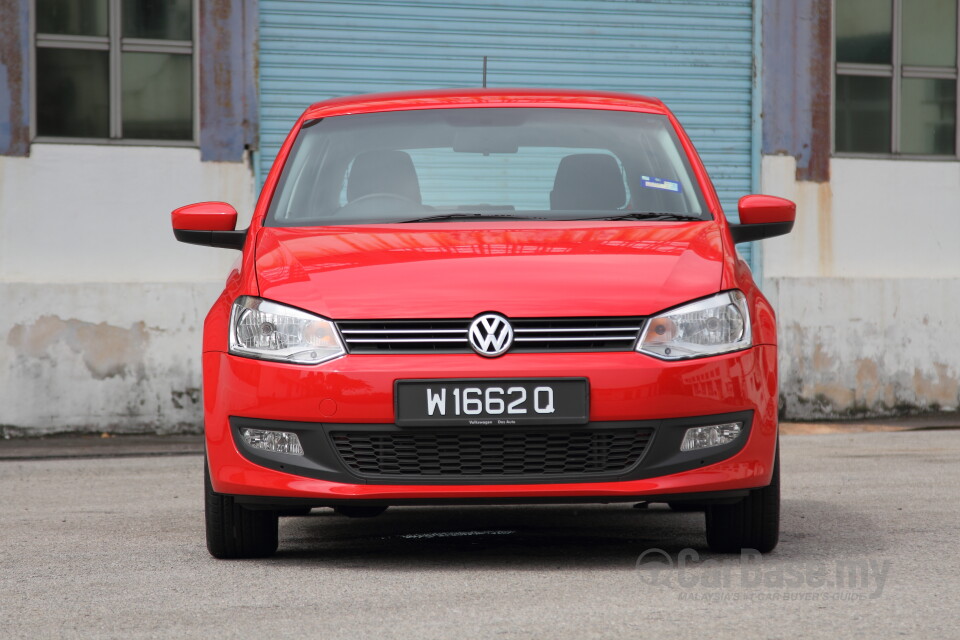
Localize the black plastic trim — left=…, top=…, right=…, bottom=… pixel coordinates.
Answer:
left=228, top=410, right=753, bottom=486
left=729, top=220, right=794, bottom=244
left=173, top=228, right=247, bottom=249
left=233, top=488, right=751, bottom=509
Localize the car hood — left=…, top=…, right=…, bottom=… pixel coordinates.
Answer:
left=255, top=222, right=725, bottom=319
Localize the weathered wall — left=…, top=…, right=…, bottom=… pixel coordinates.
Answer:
left=760, top=0, right=960, bottom=419
left=762, top=156, right=960, bottom=280
left=762, top=0, right=832, bottom=182
left=761, top=155, right=960, bottom=418
left=765, top=277, right=960, bottom=419
left=0, top=1, right=259, bottom=434
left=0, top=283, right=223, bottom=435
left=0, top=0, right=29, bottom=156
left=0, top=144, right=253, bottom=282
left=199, top=0, right=259, bottom=162
left=0, top=144, right=254, bottom=435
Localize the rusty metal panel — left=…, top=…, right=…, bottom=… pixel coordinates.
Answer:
left=761, top=0, right=832, bottom=183
left=199, top=0, right=259, bottom=162
left=0, top=0, right=30, bottom=157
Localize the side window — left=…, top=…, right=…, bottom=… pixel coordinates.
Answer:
left=835, top=0, right=957, bottom=155
left=35, top=0, right=195, bottom=142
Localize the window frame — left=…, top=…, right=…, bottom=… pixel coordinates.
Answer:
left=30, top=0, right=199, bottom=147
left=832, top=0, right=960, bottom=159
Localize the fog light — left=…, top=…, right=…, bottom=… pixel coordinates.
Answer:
left=240, top=428, right=304, bottom=456
left=680, top=422, right=742, bottom=452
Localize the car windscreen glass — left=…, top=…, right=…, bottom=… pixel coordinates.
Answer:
left=266, top=108, right=709, bottom=226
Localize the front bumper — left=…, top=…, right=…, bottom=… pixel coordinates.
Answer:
left=203, top=346, right=778, bottom=502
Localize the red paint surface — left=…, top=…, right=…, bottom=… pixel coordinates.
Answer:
left=171, top=201, right=238, bottom=231
left=738, top=195, right=797, bottom=225
left=255, top=222, right=724, bottom=320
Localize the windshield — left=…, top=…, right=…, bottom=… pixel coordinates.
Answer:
left=266, top=108, right=709, bottom=226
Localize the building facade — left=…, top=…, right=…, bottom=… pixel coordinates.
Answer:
left=0, top=0, right=956, bottom=434
left=761, top=0, right=960, bottom=418
left=0, top=0, right=258, bottom=434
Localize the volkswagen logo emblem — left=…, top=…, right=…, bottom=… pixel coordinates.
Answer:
left=468, top=313, right=514, bottom=357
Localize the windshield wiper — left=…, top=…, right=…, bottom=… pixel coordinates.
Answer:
left=397, top=213, right=546, bottom=223
left=574, top=212, right=705, bottom=222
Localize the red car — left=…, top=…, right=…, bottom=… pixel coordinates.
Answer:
left=173, top=89, right=794, bottom=559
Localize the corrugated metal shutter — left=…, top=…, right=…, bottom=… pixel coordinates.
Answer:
left=258, top=0, right=756, bottom=264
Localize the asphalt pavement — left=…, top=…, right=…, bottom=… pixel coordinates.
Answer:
left=1, top=428, right=958, bottom=639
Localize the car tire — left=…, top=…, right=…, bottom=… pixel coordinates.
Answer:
left=205, top=462, right=279, bottom=559
left=333, top=505, right=388, bottom=518
left=704, top=445, right=780, bottom=554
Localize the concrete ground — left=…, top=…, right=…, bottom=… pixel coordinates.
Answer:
left=1, top=426, right=958, bottom=639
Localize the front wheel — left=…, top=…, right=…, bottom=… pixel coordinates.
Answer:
left=204, top=462, right=279, bottom=559
left=704, top=445, right=780, bottom=553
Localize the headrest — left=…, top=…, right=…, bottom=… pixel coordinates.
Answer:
left=346, top=150, right=422, bottom=204
left=550, top=153, right=626, bottom=211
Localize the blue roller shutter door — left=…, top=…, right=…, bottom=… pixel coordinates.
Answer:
left=258, top=1, right=756, bottom=263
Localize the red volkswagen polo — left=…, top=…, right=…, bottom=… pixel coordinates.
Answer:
left=173, top=89, right=795, bottom=559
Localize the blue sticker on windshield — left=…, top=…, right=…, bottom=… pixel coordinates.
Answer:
left=641, top=176, right=681, bottom=193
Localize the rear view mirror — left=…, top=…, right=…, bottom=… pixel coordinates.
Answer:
left=729, top=195, right=795, bottom=244
left=171, top=202, right=246, bottom=250
left=453, top=129, right=519, bottom=154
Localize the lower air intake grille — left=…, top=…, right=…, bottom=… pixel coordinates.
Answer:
left=330, top=428, right=653, bottom=477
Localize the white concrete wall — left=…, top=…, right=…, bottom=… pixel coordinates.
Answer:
left=0, top=144, right=255, bottom=435
left=761, top=155, right=960, bottom=419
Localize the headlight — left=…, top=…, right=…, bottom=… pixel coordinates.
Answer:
left=637, top=290, right=751, bottom=360
left=229, top=296, right=345, bottom=364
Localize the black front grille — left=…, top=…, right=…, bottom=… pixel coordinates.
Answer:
left=336, top=317, right=644, bottom=354
left=330, top=428, right=653, bottom=478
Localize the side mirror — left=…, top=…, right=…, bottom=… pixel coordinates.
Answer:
left=729, top=195, right=796, bottom=244
left=171, top=202, right=246, bottom=250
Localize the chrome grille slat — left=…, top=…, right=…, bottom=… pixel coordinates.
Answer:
left=340, top=329, right=467, bottom=334
left=514, top=327, right=641, bottom=333
left=347, top=338, right=468, bottom=343
left=337, top=317, right=644, bottom=354
left=513, top=336, right=638, bottom=342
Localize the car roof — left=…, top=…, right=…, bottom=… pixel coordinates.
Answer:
left=302, top=88, right=670, bottom=120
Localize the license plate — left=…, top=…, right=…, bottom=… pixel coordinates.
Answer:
left=395, top=378, right=589, bottom=427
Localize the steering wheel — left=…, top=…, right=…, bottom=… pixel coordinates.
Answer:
left=335, top=192, right=425, bottom=218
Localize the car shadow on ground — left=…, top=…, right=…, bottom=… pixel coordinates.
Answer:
left=266, top=498, right=883, bottom=570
